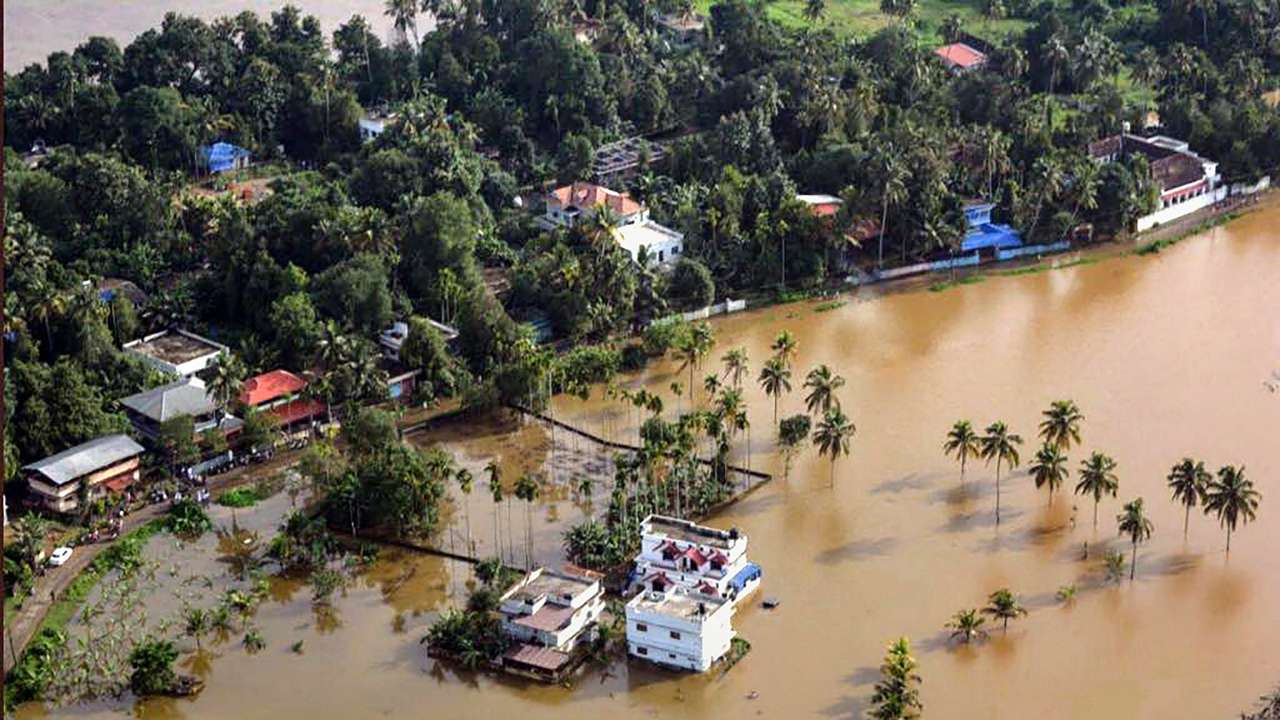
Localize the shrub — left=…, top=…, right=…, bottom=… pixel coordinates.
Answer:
left=166, top=498, right=212, bottom=538
left=128, top=638, right=178, bottom=696
left=668, top=258, right=715, bottom=309
left=620, top=343, right=648, bottom=371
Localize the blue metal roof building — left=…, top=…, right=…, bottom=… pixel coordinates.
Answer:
left=199, top=142, right=252, bottom=174
left=960, top=202, right=1023, bottom=253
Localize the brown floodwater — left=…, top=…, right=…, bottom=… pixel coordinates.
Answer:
left=18, top=200, right=1280, bottom=718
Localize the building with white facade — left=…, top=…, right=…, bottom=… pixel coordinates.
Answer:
left=123, top=329, right=227, bottom=378
left=541, top=182, right=684, bottom=267
left=630, top=515, right=762, bottom=608
left=625, top=586, right=734, bottom=672
left=358, top=112, right=395, bottom=142
left=1088, top=133, right=1226, bottom=232
left=497, top=567, right=605, bottom=680
left=23, top=434, right=145, bottom=514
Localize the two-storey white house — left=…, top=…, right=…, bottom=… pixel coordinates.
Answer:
left=1087, top=132, right=1226, bottom=231
left=540, top=182, right=685, bottom=267
left=630, top=515, right=762, bottom=608
left=625, top=586, right=734, bottom=672
left=497, top=567, right=605, bottom=680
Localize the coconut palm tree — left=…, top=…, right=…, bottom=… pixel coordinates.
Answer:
left=874, top=146, right=909, bottom=269
left=456, top=469, right=474, bottom=556
left=207, top=353, right=246, bottom=424
left=1075, top=452, right=1119, bottom=528
left=486, top=461, right=504, bottom=563
left=758, top=357, right=792, bottom=425
left=11, top=513, right=52, bottom=574
left=946, top=609, right=987, bottom=644
left=384, top=0, right=420, bottom=46
left=1038, top=400, right=1083, bottom=452
left=771, top=330, right=798, bottom=369
left=803, top=365, right=844, bottom=414
left=982, top=588, right=1026, bottom=632
left=1116, top=498, right=1154, bottom=580
left=942, top=420, right=981, bottom=483
left=980, top=422, right=1023, bottom=525
left=1167, top=458, right=1210, bottom=541
left=1203, top=465, right=1261, bottom=554
left=813, top=408, right=855, bottom=488
left=1029, top=443, right=1069, bottom=505
left=721, top=347, right=749, bottom=388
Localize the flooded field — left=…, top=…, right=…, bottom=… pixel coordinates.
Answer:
left=16, top=200, right=1280, bottom=718
left=4, top=0, right=403, bottom=69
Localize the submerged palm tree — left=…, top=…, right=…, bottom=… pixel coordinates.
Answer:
left=1116, top=498, right=1154, bottom=580
left=771, top=330, right=798, bottom=369
left=942, top=420, right=981, bottom=483
left=1029, top=443, right=1069, bottom=505
left=982, top=588, right=1026, bottom=632
left=813, top=407, right=855, bottom=488
left=980, top=422, right=1023, bottom=524
left=1203, top=465, right=1261, bottom=554
left=1075, top=452, right=1119, bottom=528
left=722, top=347, right=749, bottom=388
left=758, top=356, right=792, bottom=425
left=803, top=365, right=844, bottom=414
left=869, top=637, right=923, bottom=720
left=1038, top=400, right=1083, bottom=452
left=946, top=608, right=987, bottom=644
left=1167, top=458, right=1210, bottom=541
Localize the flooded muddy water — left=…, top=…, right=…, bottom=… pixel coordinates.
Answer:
left=19, top=202, right=1280, bottom=718
left=4, top=1, right=407, bottom=69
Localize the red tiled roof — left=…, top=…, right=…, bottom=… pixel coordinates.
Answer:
left=935, top=43, right=987, bottom=70
left=683, top=547, right=709, bottom=566
left=698, top=581, right=719, bottom=595
left=809, top=202, right=841, bottom=218
left=549, top=182, right=643, bottom=216
left=710, top=550, right=729, bottom=564
left=240, top=370, right=307, bottom=407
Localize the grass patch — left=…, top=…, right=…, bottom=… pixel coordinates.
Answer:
left=719, top=636, right=752, bottom=677
left=928, top=274, right=985, bottom=292
left=995, top=256, right=1102, bottom=276
left=217, top=478, right=283, bottom=508
left=814, top=299, right=848, bottom=312
left=694, top=0, right=1030, bottom=41
left=1135, top=212, right=1240, bottom=255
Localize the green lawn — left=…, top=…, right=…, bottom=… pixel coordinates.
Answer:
left=695, top=0, right=1032, bottom=42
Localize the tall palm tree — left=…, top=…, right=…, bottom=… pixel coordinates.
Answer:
left=1203, top=465, right=1261, bottom=554
left=456, top=469, right=474, bottom=556
left=813, top=408, right=855, bottom=488
left=1167, top=458, right=1210, bottom=541
left=946, top=608, right=987, bottom=644
left=1075, top=452, right=1119, bottom=528
left=1028, top=443, right=1069, bottom=505
left=207, top=353, right=246, bottom=423
left=874, top=147, right=909, bottom=269
left=1038, top=400, right=1083, bottom=452
left=758, top=357, right=792, bottom=425
left=803, top=365, right=845, bottom=414
left=1116, top=498, right=1154, bottom=580
left=980, top=422, right=1023, bottom=525
left=722, top=347, right=749, bottom=388
left=771, top=330, right=798, bottom=369
left=384, top=0, right=420, bottom=46
left=982, top=588, right=1026, bottom=632
left=514, top=474, right=540, bottom=570
left=942, top=420, right=981, bottom=483
left=485, top=461, right=504, bottom=563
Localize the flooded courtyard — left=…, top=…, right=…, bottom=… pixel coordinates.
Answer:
left=16, top=201, right=1280, bottom=718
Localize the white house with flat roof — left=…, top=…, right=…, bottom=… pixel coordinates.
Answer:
left=497, top=567, right=605, bottom=680
left=626, top=586, right=734, bottom=672
left=631, top=515, right=762, bottom=608
left=123, top=329, right=227, bottom=377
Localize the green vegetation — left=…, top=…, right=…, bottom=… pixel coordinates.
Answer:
left=218, top=487, right=266, bottom=508
left=695, top=0, right=1029, bottom=40
left=868, top=637, right=924, bottom=719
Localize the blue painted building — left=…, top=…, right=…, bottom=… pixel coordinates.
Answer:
left=198, top=142, right=252, bottom=174
left=961, top=202, right=1023, bottom=253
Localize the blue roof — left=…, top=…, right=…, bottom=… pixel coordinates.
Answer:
left=962, top=223, right=1023, bottom=252
left=729, top=562, right=762, bottom=592
left=199, top=142, right=252, bottom=172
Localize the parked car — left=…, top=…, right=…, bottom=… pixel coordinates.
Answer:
left=48, top=547, right=74, bottom=567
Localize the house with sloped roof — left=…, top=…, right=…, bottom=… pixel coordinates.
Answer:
left=497, top=567, right=605, bottom=681
left=120, top=377, right=242, bottom=442
left=935, top=42, right=988, bottom=72
left=23, top=434, right=145, bottom=514
left=239, top=369, right=325, bottom=430
left=1087, top=133, right=1225, bottom=231
left=541, top=182, right=685, bottom=267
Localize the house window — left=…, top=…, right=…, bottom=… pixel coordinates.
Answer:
left=669, top=630, right=681, bottom=640
left=636, top=623, right=648, bottom=632
left=669, top=653, right=677, bottom=660
left=637, top=646, right=649, bottom=656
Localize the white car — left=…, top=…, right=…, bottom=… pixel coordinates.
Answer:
left=48, top=547, right=74, bottom=567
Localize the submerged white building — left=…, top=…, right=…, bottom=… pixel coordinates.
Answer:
left=625, top=586, right=735, bottom=672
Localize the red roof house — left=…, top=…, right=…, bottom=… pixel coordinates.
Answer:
left=239, top=369, right=322, bottom=426
left=934, top=43, right=988, bottom=72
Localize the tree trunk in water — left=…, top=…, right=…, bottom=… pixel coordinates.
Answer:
left=995, top=460, right=1002, bottom=525
left=1184, top=504, right=1190, bottom=541
left=1130, top=540, right=1137, bottom=580
left=1093, top=499, right=1099, bottom=528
